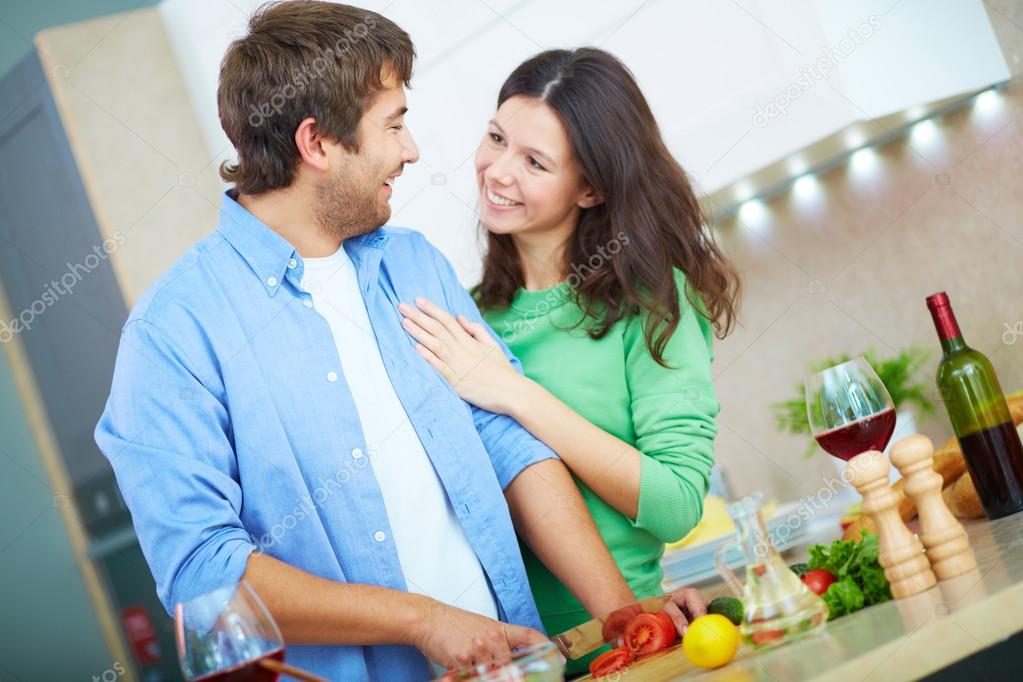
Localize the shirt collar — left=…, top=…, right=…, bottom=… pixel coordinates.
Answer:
left=216, top=190, right=394, bottom=298
left=217, top=191, right=298, bottom=298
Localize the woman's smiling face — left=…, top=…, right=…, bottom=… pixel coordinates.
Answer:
left=474, top=95, right=600, bottom=238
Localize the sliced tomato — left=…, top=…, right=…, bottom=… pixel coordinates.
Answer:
left=623, top=611, right=677, bottom=657
left=601, top=603, right=643, bottom=644
left=589, top=646, right=633, bottom=678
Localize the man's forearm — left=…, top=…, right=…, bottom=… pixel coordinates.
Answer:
left=505, top=459, right=636, bottom=617
left=243, top=552, right=429, bottom=645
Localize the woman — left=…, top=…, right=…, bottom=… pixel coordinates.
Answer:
left=398, top=47, right=741, bottom=673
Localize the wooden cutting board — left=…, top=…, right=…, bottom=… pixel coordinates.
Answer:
left=575, top=643, right=757, bottom=681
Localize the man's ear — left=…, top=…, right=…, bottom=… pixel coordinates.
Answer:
left=577, top=186, right=604, bottom=209
left=294, top=117, right=330, bottom=172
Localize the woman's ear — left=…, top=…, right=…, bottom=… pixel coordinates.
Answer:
left=577, top=187, right=604, bottom=209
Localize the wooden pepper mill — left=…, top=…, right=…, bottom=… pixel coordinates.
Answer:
left=846, top=449, right=936, bottom=598
left=889, top=434, right=977, bottom=580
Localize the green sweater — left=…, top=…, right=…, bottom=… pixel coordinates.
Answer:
left=482, top=269, right=719, bottom=674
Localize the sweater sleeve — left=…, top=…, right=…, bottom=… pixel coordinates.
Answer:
left=624, top=269, right=719, bottom=543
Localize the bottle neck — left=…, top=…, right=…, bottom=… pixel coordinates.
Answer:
left=941, top=335, right=968, bottom=354
left=929, top=299, right=967, bottom=353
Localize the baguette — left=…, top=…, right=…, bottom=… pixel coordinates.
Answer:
left=943, top=472, right=985, bottom=518
left=1009, top=391, right=1023, bottom=425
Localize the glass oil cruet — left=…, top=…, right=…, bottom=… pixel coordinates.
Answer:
left=714, top=493, right=829, bottom=647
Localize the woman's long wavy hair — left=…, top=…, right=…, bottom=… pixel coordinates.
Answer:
left=474, top=48, right=741, bottom=365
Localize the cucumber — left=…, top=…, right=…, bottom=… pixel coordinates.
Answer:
left=706, top=596, right=744, bottom=626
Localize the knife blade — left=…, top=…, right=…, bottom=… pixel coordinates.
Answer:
left=550, top=593, right=675, bottom=660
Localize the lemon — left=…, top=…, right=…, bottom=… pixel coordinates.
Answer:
left=683, top=614, right=740, bottom=669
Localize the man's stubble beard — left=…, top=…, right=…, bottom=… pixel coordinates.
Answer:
left=314, top=161, right=391, bottom=241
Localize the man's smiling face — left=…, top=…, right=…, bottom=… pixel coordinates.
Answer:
left=315, top=66, right=420, bottom=239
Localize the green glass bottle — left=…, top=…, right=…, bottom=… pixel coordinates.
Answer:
left=927, top=291, right=1023, bottom=519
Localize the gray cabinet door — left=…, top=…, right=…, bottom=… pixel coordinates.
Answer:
left=0, top=50, right=182, bottom=681
left=0, top=50, right=130, bottom=533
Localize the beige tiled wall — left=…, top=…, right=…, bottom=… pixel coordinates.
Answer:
left=710, top=1, right=1023, bottom=503
left=36, top=8, right=224, bottom=309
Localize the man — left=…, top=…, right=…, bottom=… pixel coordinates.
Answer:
left=95, top=2, right=638, bottom=679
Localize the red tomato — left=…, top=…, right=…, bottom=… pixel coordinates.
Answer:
left=588, top=646, right=633, bottom=678
left=623, top=611, right=677, bottom=657
left=801, top=568, right=837, bottom=596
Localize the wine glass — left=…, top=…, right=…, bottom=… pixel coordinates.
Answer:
left=175, top=580, right=286, bottom=682
left=805, top=357, right=897, bottom=462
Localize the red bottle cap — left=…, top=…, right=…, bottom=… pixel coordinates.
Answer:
left=927, top=291, right=962, bottom=341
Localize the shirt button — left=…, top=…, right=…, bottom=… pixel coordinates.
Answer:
left=287, top=258, right=298, bottom=269
left=303, top=299, right=313, bottom=308
left=373, top=531, right=386, bottom=542
left=352, top=448, right=364, bottom=459
left=266, top=276, right=278, bottom=287
left=327, top=371, right=338, bottom=382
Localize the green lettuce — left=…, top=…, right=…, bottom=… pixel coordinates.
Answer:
left=821, top=577, right=864, bottom=618
left=807, top=530, right=892, bottom=619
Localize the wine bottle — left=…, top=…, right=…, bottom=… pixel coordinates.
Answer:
left=927, top=291, right=1023, bottom=519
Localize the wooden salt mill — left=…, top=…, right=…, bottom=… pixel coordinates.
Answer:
left=846, top=449, right=936, bottom=598
left=889, top=435, right=977, bottom=580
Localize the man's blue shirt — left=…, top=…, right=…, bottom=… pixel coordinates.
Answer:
left=96, top=192, right=555, bottom=680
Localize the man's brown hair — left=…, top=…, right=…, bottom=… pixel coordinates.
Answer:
left=217, top=1, right=414, bottom=195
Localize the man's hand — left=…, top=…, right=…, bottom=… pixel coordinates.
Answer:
left=410, top=600, right=548, bottom=670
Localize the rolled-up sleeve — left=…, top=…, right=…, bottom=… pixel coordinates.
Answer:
left=421, top=237, right=558, bottom=489
left=468, top=405, right=558, bottom=490
left=625, top=271, right=719, bottom=543
left=95, top=319, right=255, bottom=614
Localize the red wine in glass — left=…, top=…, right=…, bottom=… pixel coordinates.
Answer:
left=176, top=582, right=288, bottom=682
left=814, top=407, right=897, bottom=461
left=806, top=357, right=896, bottom=462
left=192, top=649, right=284, bottom=682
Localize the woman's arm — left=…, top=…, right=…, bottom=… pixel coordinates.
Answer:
left=504, top=458, right=637, bottom=616
left=399, top=297, right=643, bottom=518
left=493, top=297, right=719, bottom=535
left=399, top=281, right=718, bottom=538
left=504, top=374, right=644, bottom=519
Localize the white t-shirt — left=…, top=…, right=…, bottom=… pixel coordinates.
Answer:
left=300, top=244, right=498, bottom=619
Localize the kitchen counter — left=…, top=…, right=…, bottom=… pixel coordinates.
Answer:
left=578, top=510, right=1023, bottom=681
